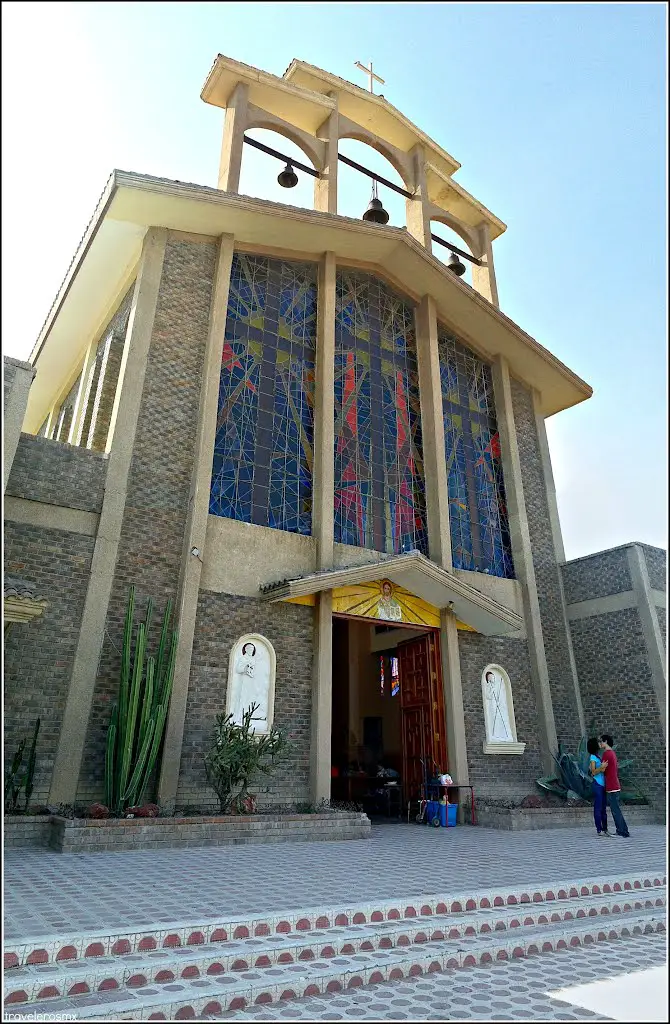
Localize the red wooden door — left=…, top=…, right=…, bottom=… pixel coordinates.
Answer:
left=398, top=633, right=447, bottom=801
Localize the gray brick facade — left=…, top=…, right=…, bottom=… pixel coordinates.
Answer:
left=80, top=286, right=135, bottom=451
left=561, top=547, right=632, bottom=605
left=6, top=434, right=107, bottom=512
left=77, top=238, right=217, bottom=803
left=4, top=522, right=95, bottom=805
left=641, top=544, right=666, bottom=592
left=176, top=591, right=314, bottom=812
left=567, top=606, right=665, bottom=813
left=510, top=379, right=582, bottom=749
left=4, top=358, right=17, bottom=406
left=458, top=633, right=545, bottom=801
left=656, top=605, right=666, bottom=654
left=4, top=233, right=665, bottom=825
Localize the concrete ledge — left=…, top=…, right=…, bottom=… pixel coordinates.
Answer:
left=3, top=815, right=52, bottom=848
left=45, top=812, right=371, bottom=852
left=476, top=804, right=658, bottom=831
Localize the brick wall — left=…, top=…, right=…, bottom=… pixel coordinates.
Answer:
left=641, top=544, right=666, bottom=592
left=511, top=379, right=582, bottom=748
left=656, top=605, right=666, bottom=654
left=561, top=548, right=632, bottom=604
left=457, top=633, right=545, bottom=801
left=4, top=522, right=95, bottom=805
left=77, top=238, right=217, bottom=802
left=81, top=285, right=134, bottom=451
left=568, top=606, right=665, bottom=813
left=6, top=434, right=107, bottom=512
left=4, top=358, right=17, bottom=406
left=177, top=591, right=314, bottom=811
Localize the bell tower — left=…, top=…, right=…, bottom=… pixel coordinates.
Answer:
left=201, top=54, right=504, bottom=306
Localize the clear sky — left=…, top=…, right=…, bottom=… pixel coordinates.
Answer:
left=2, top=2, right=666, bottom=559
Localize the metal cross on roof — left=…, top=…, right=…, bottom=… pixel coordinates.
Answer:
left=354, top=60, right=385, bottom=95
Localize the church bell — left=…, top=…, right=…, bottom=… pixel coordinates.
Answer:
left=362, top=182, right=389, bottom=224
left=277, top=163, right=298, bottom=188
left=446, top=251, right=466, bottom=276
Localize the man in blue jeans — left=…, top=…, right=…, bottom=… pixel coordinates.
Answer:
left=593, top=734, right=630, bottom=838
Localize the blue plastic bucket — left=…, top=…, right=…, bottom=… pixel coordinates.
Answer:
left=447, top=803, right=458, bottom=827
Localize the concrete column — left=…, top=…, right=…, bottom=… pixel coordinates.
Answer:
left=314, top=104, right=338, bottom=215
left=414, top=295, right=452, bottom=570
left=628, top=544, right=666, bottom=738
left=440, top=608, right=469, bottom=791
left=532, top=389, right=585, bottom=734
left=405, top=145, right=432, bottom=249
left=218, top=82, right=249, bottom=193
left=491, top=355, right=557, bottom=770
left=471, top=223, right=499, bottom=308
left=68, top=340, right=97, bottom=446
left=49, top=228, right=168, bottom=806
left=310, top=589, right=333, bottom=803
left=415, top=299, right=470, bottom=798
left=309, top=252, right=336, bottom=804
left=157, top=234, right=236, bottom=810
left=532, top=391, right=565, bottom=564
left=3, top=357, right=34, bottom=492
left=312, top=251, right=336, bottom=569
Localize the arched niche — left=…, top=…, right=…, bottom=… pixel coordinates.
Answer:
left=480, top=663, right=526, bottom=755
left=239, top=126, right=319, bottom=212
left=336, top=136, right=408, bottom=226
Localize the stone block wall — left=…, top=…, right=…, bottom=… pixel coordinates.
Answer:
left=642, top=544, right=666, bottom=592
left=6, top=434, right=107, bottom=512
left=4, top=522, right=96, bottom=805
left=561, top=547, right=632, bottom=604
left=77, top=237, right=218, bottom=803
left=511, top=379, right=582, bottom=749
left=177, top=591, right=314, bottom=811
left=4, top=357, right=17, bottom=405
left=458, top=633, right=544, bottom=801
left=567, top=606, right=665, bottom=812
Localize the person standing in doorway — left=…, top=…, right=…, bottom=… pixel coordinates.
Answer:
left=596, top=734, right=630, bottom=838
left=587, top=738, right=608, bottom=836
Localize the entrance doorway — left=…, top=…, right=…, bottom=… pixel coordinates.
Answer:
left=330, top=616, right=447, bottom=812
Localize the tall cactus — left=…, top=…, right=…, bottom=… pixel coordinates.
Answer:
left=104, top=587, right=178, bottom=814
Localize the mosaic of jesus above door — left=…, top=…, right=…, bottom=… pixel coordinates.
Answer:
left=286, top=580, right=474, bottom=631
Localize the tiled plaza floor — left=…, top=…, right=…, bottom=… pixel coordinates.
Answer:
left=4, top=823, right=666, bottom=944
left=220, top=934, right=667, bottom=1021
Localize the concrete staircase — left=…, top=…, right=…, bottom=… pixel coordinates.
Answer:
left=4, top=870, right=665, bottom=1021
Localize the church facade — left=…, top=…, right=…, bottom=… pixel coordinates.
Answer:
left=4, top=55, right=666, bottom=817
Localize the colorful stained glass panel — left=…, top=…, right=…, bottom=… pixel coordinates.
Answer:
left=334, top=270, right=428, bottom=555
left=209, top=253, right=317, bottom=535
left=438, top=328, right=514, bottom=578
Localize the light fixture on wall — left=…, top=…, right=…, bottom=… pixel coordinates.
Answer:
left=277, top=162, right=298, bottom=188
left=362, top=180, right=389, bottom=224
left=446, top=252, right=466, bottom=277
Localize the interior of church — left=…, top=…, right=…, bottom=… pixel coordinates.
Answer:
left=330, top=617, right=435, bottom=816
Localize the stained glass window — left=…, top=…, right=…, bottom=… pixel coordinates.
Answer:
left=438, top=327, right=514, bottom=578
left=334, top=270, right=428, bottom=555
left=391, top=656, right=400, bottom=697
left=209, top=253, right=317, bottom=535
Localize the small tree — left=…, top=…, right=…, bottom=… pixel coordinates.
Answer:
left=204, top=704, right=291, bottom=813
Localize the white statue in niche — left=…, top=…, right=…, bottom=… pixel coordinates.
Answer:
left=226, top=634, right=276, bottom=734
left=484, top=667, right=513, bottom=741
